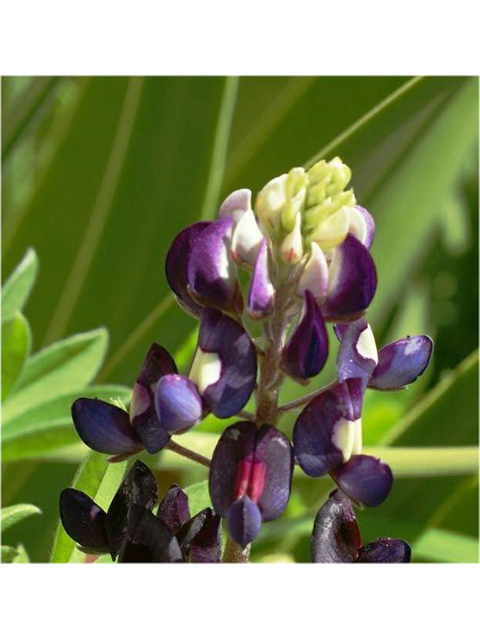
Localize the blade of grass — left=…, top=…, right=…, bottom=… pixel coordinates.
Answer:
left=43, top=77, right=145, bottom=345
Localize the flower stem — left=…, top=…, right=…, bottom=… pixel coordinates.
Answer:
left=222, top=536, right=251, bottom=563
left=165, top=440, right=211, bottom=468
left=278, top=381, right=336, bottom=413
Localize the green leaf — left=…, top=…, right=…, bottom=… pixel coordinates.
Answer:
left=3, top=328, right=109, bottom=422
left=1, top=503, right=42, bottom=532
left=184, top=481, right=212, bottom=515
left=2, top=384, right=131, bottom=462
left=413, top=528, right=479, bottom=563
left=1, top=546, right=19, bottom=562
left=50, top=452, right=127, bottom=563
left=1, top=247, right=38, bottom=323
left=12, top=544, right=30, bottom=563
left=2, top=312, right=31, bottom=400
left=363, top=447, right=478, bottom=478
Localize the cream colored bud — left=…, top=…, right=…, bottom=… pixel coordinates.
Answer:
left=255, top=174, right=288, bottom=235
left=280, top=212, right=303, bottom=264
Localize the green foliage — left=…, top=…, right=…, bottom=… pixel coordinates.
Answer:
left=2, top=76, right=478, bottom=563
left=184, top=481, right=212, bottom=515
left=1, top=503, right=42, bottom=532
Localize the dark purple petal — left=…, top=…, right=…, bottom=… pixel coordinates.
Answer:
left=187, top=217, right=243, bottom=314
left=247, top=239, right=275, bottom=319
left=281, top=291, right=328, bottom=380
left=293, top=383, right=357, bottom=477
left=336, top=318, right=378, bottom=386
left=105, top=461, right=158, bottom=556
left=331, top=454, right=393, bottom=507
left=351, top=205, right=375, bottom=249
left=254, top=425, right=293, bottom=521
left=165, top=221, right=211, bottom=317
left=193, top=308, right=257, bottom=418
left=227, top=496, right=262, bottom=548
left=322, top=233, right=377, bottom=321
left=357, top=538, right=411, bottom=563
left=130, top=344, right=176, bottom=454
left=369, top=335, right=433, bottom=391
left=218, top=188, right=251, bottom=222
left=59, top=489, right=109, bottom=555
left=311, top=490, right=361, bottom=563
left=71, top=398, right=143, bottom=456
left=157, top=484, right=191, bottom=534
left=155, top=374, right=204, bottom=434
left=176, top=508, right=222, bottom=563
left=209, top=421, right=257, bottom=515
left=118, top=505, right=183, bottom=563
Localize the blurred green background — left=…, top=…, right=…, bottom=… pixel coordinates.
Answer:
left=1, top=76, right=478, bottom=563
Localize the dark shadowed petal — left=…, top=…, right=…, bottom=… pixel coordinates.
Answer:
left=357, top=538, right=411, bottom=563
left=293, top=383, right=356, bottom=477
left=155, top=374, right=204, bottom=434
left=336, top=318, right=378, bottom=386
left=209, top=421, right=257, bottom=515
left=71, top=398, right=143, bottom=456
left=311, top=490, right=361, bottom=563
left=59, top=489, right=109, bottom=555
left=254, top=425, right=293, bottom=521
left=349, top=205, right=375, bottom=249
left=247, top=239, right=275, bottom=319
left=331, top=454, right=393, bottom=507
left=176, top=508, right=222, bottom=563
left=193, top=308, right=257, bottom=418
left=165, top=221, right=211, bottom=317
left=130, top=344, right=176, bottom=454
left=218, top=188, right=252, bottom=222
left=322, top=233, right=377, bottom=321
left=227, top=496, right=262, bottom=548
left=118, top=505, right=183, bottom=563
left=369, top=335, right=433, bottom=390
left=187, top=217, right=243, bottom=314
left=281, top=291, right=328, bottom=380
left=157, top=484, right=191, bottom=533
left=105, top=461, right=158, bottom=556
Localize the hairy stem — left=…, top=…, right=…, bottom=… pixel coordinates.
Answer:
left=165, top=440, right=211, bottom=468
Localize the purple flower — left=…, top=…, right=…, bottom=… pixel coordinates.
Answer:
left=335, top=318, right=434, bottom=391
left=247, top=239, right=275, bottom=319
left=293, top=380, right=393, bottom=507
left=209, top=421, right=294, bottom=548
left=281, top=290, right=329, bottom=380
left=60, top=461, right=222, bottom=563
left=311, top=490, right=410, bottom=563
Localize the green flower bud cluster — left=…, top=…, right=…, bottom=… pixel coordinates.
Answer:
left=254, top=157, right=356, bottom=264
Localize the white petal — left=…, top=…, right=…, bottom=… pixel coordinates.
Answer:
left=255, top=174, right=287, bottom=233
left=332, top=418, right=355, bottom=463
left=297, top=242, right=329, bottom=301
left=280, top=212, right=303, bottom=264
left=346, top=206, right=368, bottom=245
left=356, top=325, right=379, bottom=364
left=218, top=189, right=252, bottom=222
left=231, top=209, right=265, bottom=266
left=188, top=349, right=222, bottom=394
left=351, top=418, right=363, bottom=456
left=313, top=206, right=350, bottom=251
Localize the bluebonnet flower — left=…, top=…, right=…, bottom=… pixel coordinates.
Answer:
left=209, top=421, right=293, bottom=548
left=59, top=461, right=221, bottom=563
left=311, top=490, right=410, bottom=563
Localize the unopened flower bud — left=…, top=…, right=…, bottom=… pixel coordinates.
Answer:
left=280, top=212, right=303, bottom=264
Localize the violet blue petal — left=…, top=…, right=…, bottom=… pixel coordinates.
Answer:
left=293, top=383, right=355, bottom=477
left=195, top=308, right=257, bottom=418
left=218, top=188, right=252, bottom=222
left=165, top=222, right=211, bottom=317
left=311, top=490, right=361, bottom=563
left=322, top=233, right=377, bottom=321
left=118, top=505, right=183, bottom=563
left=155, top=374, right=204, bottom=435
left=357, top=538, right=411, bottom=563
left=247, top=239, right=275, bottom=319
left=176, top=508, right=222, bottom=563
left=187, top=217, right=243, bottom=314
left=209, top=421, right=257, bottom=516
left=281, top=290, right=328, bottom=380
left=254, top=425, right=293, bottom=521
left=130, top=343, right=176, bottom=454
left=71, top=398, right=143, bottom=456
left=369, top=335, right=433, bottom=391
left=336, top=318, right=378, bottom=386
left=105, top=461, right=158, bottom=557
left=157, top=484, right=191, bottom=534
left=59, top=489, right=109, bottom=555
left=227, top=496, right=262, bottom=548
left=331, top=454, right=393, bottom=507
